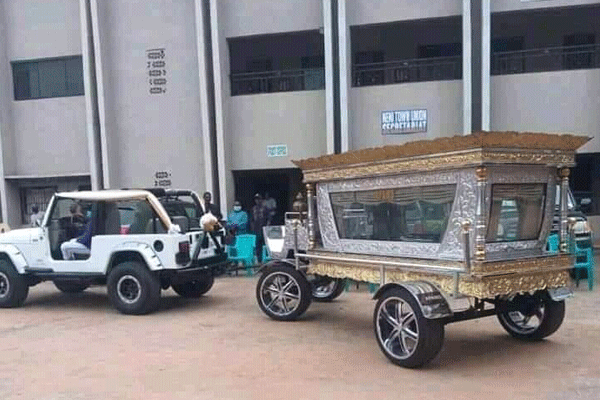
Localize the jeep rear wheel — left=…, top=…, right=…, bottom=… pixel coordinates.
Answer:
left=0, top=258, right=29, bottom=308
left=107, top=261, right=161, bottom=315
left=172, top=275, right=214, bottom=298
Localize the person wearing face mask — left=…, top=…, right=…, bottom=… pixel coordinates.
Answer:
left=226, top=200, right=248, bottom=235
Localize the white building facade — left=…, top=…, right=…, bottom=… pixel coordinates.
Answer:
left=0, top=0, right=599, bottom=227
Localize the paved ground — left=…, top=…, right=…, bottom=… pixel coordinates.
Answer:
left=0, top=269, right=599, bottom=400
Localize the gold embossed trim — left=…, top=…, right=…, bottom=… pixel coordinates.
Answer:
left=294, top=131, right=589, bottom=172
left=471, top=255, right=573, bottom=276
left=301, top=150, right=576, bottom=182
left=307, top=262, right=569, bottom=299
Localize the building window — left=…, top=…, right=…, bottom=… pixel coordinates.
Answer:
left=12, top=56, right=84, bottom=101
left=228, top=31, right=325, bottom=96
left=20, top=186, right=57, bottom=225
left=351, top=17, right=463, bottom=88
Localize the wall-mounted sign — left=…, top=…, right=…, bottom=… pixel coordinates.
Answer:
left=153, top=170, right=172, bottom=187
left=267, top=144, right=288, bottom=157
left=146, top=48, right=167, bottom=95
left=381, top=109, right=427, bottom=135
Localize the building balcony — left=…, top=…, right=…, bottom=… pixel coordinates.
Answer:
left=352, top=55, right=462, bottom=88
left=492, top=44, right=600, bottom=75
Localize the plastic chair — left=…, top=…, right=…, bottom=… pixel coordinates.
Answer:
left=572, top=239, right=595, bottom=291
left=261, top=245, right=272, bottom=263
left=227, top=234, right=256, bottom=276
left=546, top=233, right=560, bottom=254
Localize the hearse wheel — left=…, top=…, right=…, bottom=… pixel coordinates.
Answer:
left=497, top=291, right=565, bottom=341
left=107, top=261, right=161, bottom=315
left=374, top=287, right=444, bottom=368
left=54, top=281, right=89, bottom=294
left=0, top=258, right=29, bottom=308
left=172, top=275, right=214, bottom=298
left=310, top=275, right=346, bottom=302
left=256, top=265, right=312, bottom=321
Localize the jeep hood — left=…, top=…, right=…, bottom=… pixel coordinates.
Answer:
left=0, top=228, right=39, bottom=244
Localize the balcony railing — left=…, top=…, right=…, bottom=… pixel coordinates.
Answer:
left=491, top=44, right=600, bottom=75
left=352, top=56, right=462, bottom=87
left=230, top=68, right=325, bottom=96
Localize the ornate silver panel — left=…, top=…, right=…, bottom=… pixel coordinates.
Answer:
left=316, top=169, right=474, bottom=261
left=484, top=166, right=556, bottom=258
left=283, top=220, right=309, bottom=252
left=317, top=184, right=341, bottom=252
left=438, top=171, right=477, bottom=260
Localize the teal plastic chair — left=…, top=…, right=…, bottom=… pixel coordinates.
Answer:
left=261, top=245, right=272, bottom=263
left=572, top=239, right=595, bottom=291
left=227, top=234, right=256, bottom=276
left=548, top=233, right=594, bottom=290
left=546, top=233, right=560, bottom=254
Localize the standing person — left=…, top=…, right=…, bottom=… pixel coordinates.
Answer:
left=227, top=200, right=248, bottom=235
left=264, top=192, right=277, bottom=225
left=200, top=191, right=222, bottom=220
left=30, top=205, right=45, bottom=227
left=250, top=193, right=269, bottom=261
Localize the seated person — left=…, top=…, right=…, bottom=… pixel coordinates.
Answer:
left=60, top=218, right=95, bottom=260
left=65, top=203, right=87, bottom=239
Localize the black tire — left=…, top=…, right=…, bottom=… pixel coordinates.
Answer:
left=54, top=281, right=89, bottom=294
left=374, top=287, right=444, bottom=368
left=310, top=275, right=346, bottom=302
left=107, top=261, right=161, bottom=315
left=172, top=275, right=214, bottom=298
left=497, top=291, right=565, bottom=341
left=256, top=265, right=312, bottom=321
left=0, top=258, right=29, bottom=308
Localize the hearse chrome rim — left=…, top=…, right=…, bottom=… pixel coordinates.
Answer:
left=117, top=275, right=142, bottom=304
left=259, top=271, right=301, bottom=316
left=0, top=272, right=9, bottom=298
left=376, top=297, right=419, bottom=360
left=500, top=306, right=545, bottom=334
left=312, top=278, right=337, bottom=298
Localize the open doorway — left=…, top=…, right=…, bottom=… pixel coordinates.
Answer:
left=232, top=168, right=303, bottom=225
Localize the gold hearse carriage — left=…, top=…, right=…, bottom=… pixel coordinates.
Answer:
left=256, top=131, right=590, bottom=368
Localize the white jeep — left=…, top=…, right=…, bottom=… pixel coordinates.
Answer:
left=0, top=190, right=228, bottom=314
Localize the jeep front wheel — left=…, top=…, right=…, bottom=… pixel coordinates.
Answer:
left=0, top=258, right=29, bottom=308
left=107, top=261, right=161, bottom=315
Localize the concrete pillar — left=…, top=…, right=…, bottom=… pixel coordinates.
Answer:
left=464, top=0, right=490, bottom=134
left=323, top=0, right=335, bottom=154
left=194, top=0, right=214, bottom=197
left=462, top=0, right=472, bottom=135
left=89, top=0, right=110, bottom=188
left=79, top=0, right=103, bottom=190
left=0, top=0, right=8, bottom=222
left=338, top=0, right=350, bottom=152
left=481, top=0, right=491, bottom=131
left=209, top=0, right=228, bottom=216
left=470, top=0, right=482, bottom=132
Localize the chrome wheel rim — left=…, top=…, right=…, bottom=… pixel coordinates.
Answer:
left=0, top=272, right=9, bottom=298
left=259, top=272, right=301, bottom=317
left=312, top=279, right=337, bottom=298
left=376, top=297, right=419, bottom=360
left=117, top=275, right=141, bottom=304
left=500, top=306, right=545, bottom=334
